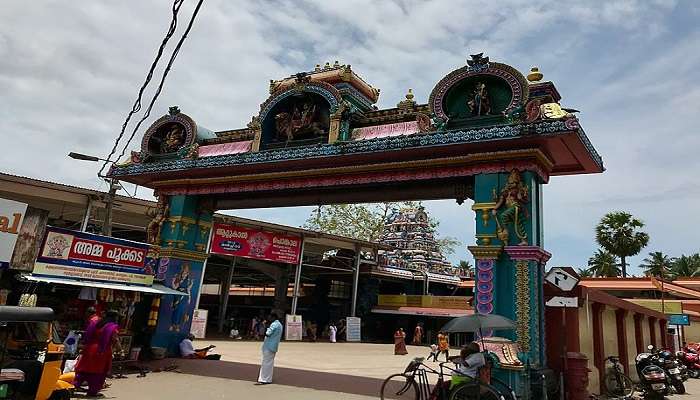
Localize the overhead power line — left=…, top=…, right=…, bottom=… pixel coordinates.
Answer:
left=99, top=0, right=204, bottom=177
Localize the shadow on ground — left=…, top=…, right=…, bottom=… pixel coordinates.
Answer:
left=137, top=358, right=385, bottom=398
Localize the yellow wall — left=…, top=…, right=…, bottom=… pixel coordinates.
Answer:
left=579, top=301, right=599, bottom=394
left=602, top=307, right=619, bottom=363
left=625, top=315, right=638, bottom=380
left=685, top=321, right=700, bottom=342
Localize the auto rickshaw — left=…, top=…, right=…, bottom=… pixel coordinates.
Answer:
left=0, top=306, right=74, bottom=400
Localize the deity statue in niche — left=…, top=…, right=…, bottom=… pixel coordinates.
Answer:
left=160, top=124, right=185, bottom=153
left=492, top=169, right=529, bottom=245
left=274, top=97, right=327, bottom=142
left=468, top=82, right=491, bottom=116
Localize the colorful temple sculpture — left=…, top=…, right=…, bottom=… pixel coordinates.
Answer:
left=109, top=53, right=603, bottom=397
left=378, top=206, right=457, bottom=276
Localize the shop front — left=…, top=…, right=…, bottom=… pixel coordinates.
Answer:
left=18, top=226, right=184, bottom=358
left=370, top=294, right=472, bottom=346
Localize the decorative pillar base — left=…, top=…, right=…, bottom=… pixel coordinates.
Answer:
left=504, top=246, right=551, bottom=367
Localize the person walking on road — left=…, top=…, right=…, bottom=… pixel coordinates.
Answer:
left=437, top=331, right=450, bottom=361
left=329, top=322, right=337, bottom=343
left=257, top=312, right=283, bottom=385
left=394, top=328, right=408, bottom=355
left=412, top=323, right=423, bottom=345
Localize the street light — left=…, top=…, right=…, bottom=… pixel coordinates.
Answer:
left=67, top=152, right=118, bottom=237
left=68, top=152, right=102, bottom=162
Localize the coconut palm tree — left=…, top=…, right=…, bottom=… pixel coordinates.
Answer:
left=671, top=254, right=700, bottom=278
left=588, top=249, right=621, bottom=277
left=595, top=212, right=649, bottom=277
left=577, top=267, right=594, bottom=278
left=639, top=251, right=674, bottom=278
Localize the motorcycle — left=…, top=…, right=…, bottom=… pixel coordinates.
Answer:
left=677, top=348, right=700, bottom=379
left=635, top=348, right=670, bottom=400
left=649, top=345, right=686, bottom=394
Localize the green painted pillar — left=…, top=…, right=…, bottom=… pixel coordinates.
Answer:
left=469, top=170, right=549, bottom=367
left=151, top=194, right=213, bottom=353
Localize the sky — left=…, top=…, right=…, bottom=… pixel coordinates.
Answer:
left=2, top=0, right=700, bottom=275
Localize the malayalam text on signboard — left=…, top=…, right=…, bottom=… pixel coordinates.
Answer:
left=210, top=223, right=301, bottom=264
left=34, top=227, right=153, bottom=285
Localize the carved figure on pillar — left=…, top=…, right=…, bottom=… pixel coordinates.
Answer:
left=146, top=196, right=170, bottom=245
left=492, top=170, right=529, bottom=245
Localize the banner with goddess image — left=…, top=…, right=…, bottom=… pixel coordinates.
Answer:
left=210, top=223, right=301, bottom=264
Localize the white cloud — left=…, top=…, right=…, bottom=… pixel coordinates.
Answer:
left=0, top=0, right=696, bottom=273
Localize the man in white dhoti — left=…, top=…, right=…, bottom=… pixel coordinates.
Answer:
left=329, top=322, right=337, bottom=343
left=257, top=312, right=283, bottom=384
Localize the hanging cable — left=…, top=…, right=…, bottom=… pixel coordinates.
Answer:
left=98, top=0, right=186, bottom=177
left=108, top=0, right=205, bottom=175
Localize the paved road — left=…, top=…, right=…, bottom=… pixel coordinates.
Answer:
left=69, top=341, right=700, bottom=399
left=84, top=373, right=376, bottom=400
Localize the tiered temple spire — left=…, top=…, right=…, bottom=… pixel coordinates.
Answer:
left=378, top=206, right=456, bottom=275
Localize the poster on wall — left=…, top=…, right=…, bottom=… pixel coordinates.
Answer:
left=34, top=226, right=152, bottom=285
left=151, top=257, right=203, bottom=350
left=0, top=198, right=28, bottom=268
left=346, top=317, right=361, bottom=342
left=210, top=223, right=302, bottom=264
left=191, top=309, right=208, bottom=339
left=285, top=314, right=303, bottom=341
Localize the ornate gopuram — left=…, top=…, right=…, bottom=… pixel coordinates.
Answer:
left=109, top=55, right=603, bottom=394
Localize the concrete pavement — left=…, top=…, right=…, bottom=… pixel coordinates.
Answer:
left=75, top=341, right=700, bottom=399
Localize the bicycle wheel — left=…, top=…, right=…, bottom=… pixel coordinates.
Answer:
left=603, top=371, right=633, bottom=397
left=380, top=373, right=419, bottom=400
left=489, top=376, right=517, bottom=400
left=450, top=383, right=504, bottom=400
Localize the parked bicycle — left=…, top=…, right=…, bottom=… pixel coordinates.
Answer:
left=380, top=357, right=505, bottom=400
left=603, top=355, right=634, bottom=398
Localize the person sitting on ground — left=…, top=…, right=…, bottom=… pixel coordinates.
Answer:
left=179, top=334, right=221, bottom=360
left=451, top=342, right=486, bottom=388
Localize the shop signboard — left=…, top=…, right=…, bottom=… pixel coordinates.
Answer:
left=210, top=223, right=301, bottom=264
left=285, top=314, right=303, bottom=341
left=0, top=198, right=27, bottom=268
left=191, top=309, right=208, bottom=339
left=346, top=317, right=361, bottom=342
left=668, top=314, right=690, bottom=326
left=33, top=226, right=153, bottom=285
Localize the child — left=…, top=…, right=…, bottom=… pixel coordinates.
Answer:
left=427, top=344, right=439, bottom=361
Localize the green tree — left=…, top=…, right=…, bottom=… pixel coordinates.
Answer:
left=458, top=260, right=474, bottom=277
left=577, top=267, right=594, bottom=278
left=671, top=254, right=700, bottom=278
left=639, top=251, right=674, bottom=278
left=595, top=212, right=650, bottom=277
left=587, top=249, right=621, bottom=277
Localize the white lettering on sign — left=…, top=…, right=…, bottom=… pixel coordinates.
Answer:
left=74, top=241, right=105, bottom=257
left=273, top=237, right=298, bottom=247
left=215, top=228, right=248, bottom=239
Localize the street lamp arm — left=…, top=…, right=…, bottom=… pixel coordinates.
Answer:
left=68, top=152, right=108, bottom=162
